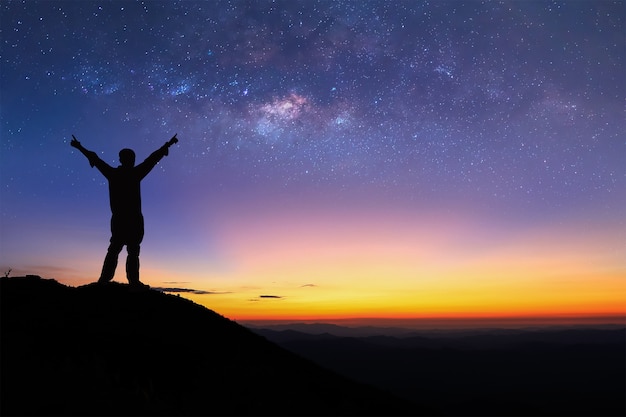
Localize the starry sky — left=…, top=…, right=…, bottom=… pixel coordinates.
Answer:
left=1, top=1, right=624, bottom=324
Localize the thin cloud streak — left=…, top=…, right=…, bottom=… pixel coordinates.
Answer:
left=153, top=287, right=231, bottom=295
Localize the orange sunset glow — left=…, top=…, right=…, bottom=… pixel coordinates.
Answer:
left=101, top=200, right=626, bottom=325
left=4, top=195, right=624, bottom=327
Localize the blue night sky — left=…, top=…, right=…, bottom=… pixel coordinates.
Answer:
left=1, top=1, right=624, bottom=322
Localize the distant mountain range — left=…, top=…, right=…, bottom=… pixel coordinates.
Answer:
left=249, top=324, right=625, bottom=416
left=247, top=322, right=626, bottom=348
left=243, top=320, right=625, bottom=338
left=0, top=276, right=428, bottom=416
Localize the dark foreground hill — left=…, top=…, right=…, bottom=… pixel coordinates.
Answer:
left=0, top=276, right=428, bottom=416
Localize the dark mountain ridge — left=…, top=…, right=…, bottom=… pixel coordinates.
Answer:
left=245, top=320, right=625, bottom=339
left=0, top=276, right=427, bottom=416
left=252, top=327, right=625, bottom=416
left=253, top=326, right=626, bottom=350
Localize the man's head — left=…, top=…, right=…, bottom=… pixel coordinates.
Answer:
left=119, top=148, right=136, bottom=167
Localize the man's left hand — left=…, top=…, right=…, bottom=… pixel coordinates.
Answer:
left=70, top=135, right=81, bottom=148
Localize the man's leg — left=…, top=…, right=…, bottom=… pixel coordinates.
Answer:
left=99, top=240, right=124, bottom=283
left=126, top=243, right=141, bottom=285
left=126, top=216, right=145, bottom=286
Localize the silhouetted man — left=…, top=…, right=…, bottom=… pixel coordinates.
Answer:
left=70, top=134, right=178, bottom=288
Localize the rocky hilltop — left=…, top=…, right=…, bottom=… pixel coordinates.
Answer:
left=1, top=276, right=426, bottom=416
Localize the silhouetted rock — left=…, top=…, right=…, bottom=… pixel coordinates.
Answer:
left=1, top=276, right=428, bottom=416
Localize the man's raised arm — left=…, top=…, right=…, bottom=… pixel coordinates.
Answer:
left=70, top=134, right=114, bottom=179
left=136, top=134, right=179, bottom=179
left=70, top=135, right=98, bottom=167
